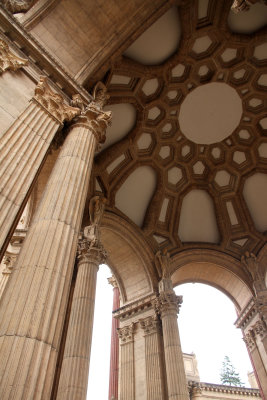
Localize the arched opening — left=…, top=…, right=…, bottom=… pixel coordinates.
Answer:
left=174, top=282, right=253, bottom=386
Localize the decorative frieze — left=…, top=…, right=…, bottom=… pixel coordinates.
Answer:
left=235, top=298, right=257, bottom=330
left=113, top=293, right=157, bottom=321
left=0, top=37, right=27, bottom=74
left=117, top=323, right=135, bottom=344
left=34, top=76, right=81, bottom=124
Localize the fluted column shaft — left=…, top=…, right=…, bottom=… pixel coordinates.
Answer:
left=0, top=89, right=111, bottom=399
left=118, top=324, right=135, bottom=400
left=140, top=316, right=166, bottom=400
left=0, top=77, right=80, bottom=259
left=108, top=277, right=120, bottom=400
left=57, top=240, right=106, bottom=400
left=156, top=280, right=189, bottom=400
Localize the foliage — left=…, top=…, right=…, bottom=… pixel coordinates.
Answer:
left=220, top=356, right=244, bottom=387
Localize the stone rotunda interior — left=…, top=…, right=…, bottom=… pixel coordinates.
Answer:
left=0, top=0, right=266, bottom=399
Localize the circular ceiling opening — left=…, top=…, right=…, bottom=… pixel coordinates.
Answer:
left=178, top=83, right=242, bottom=144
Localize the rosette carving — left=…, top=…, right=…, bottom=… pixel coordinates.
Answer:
left=34, top=76, right=81, bottom=124
left=0, top=38, right=28, bottom=74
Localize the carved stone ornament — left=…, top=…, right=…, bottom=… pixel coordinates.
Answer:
left=71, top=82, right=112, bottom=144
left=1, top=0, right=34, bottom=14
left=253, top=319, right=267, bottom=338
left=139, top=316, right=161, bottom=335
left=154, top=291, right=183, bottom=316
left=2, top=254, right=16, bottom=274
left=34, top=76, right=81, bottom=124
left=241, top=252, right=266, bottom=292
left=117, top=323, right=135, bottom=343
left=231, top=0, right=267, bottom=12
left=243, top=330, right=256, bottom=350
left=108, top=275, right=118, bottom=289
left=0, top=38, right=28, bottom=74
left=155, top=249, right=172, bottom=279
left=77, top=236, right=107, bottom=266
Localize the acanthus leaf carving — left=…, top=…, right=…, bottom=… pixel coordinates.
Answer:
left=71, top=82, right=112, bottom=144
left=34, top=76, right=81, bottom=124
left=154, top=291, right=183, bottom=316
left=139, top=315, right=161, bottom=335
left=253, top=319, right=267, bottom=338
left=117, top=323, right=135, bottom=343
left=243, top=330, right=256, bottom=350
left=0, top=38, right=28, bottom=74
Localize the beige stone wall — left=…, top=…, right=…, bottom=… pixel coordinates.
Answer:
left=0, top=71, right=35, bottom=135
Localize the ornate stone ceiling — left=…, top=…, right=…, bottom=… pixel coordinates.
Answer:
left=89, top=1, right=267, bottom=260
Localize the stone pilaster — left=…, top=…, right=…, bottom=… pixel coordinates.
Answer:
left=118, top=323, right=135, bottom=400
left=0, top=82, right=111, bottom=399
left=56, top=230, right=107, bottom=400
left=0, top=38, right=28, bottom=74
left=108, top=275, right=120, bottom=400
left=0, top=76, right=80, bottom=260
left=140, top=316, right=166, bottom=400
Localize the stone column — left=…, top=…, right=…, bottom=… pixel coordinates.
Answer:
left=0, top=76, right=80, bottom=259
left=118, top=323, right=135, bottom=400
left=140, top=316, right=166, bottom=400
left=0, top=83, right=111, bottom=399
left=56, top=227, right=107, bottom=400
left=108, top=275, right=120, bottom=400
left=155, top=250, right=189, bottom=400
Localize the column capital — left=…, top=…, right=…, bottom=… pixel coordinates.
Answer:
left=117, top=323, right=135, bottom=344
left=0, top=38, right=28, bottom=74
left=2, top=254, right=16, bottom=275
left=77, top=236, right=107, bottom=266
left=71, top=82, right=112, bottom=144
left=243, top=330, right=257, bottom=351
left=34, top=76, right=81, bottom=124
left=154, top=291, right=183, bottom=316
left=139, top=315, right=161, bottom=336
left=108, top=275, right=118, bottom=289
left=253, top=319, right=267, bottom=339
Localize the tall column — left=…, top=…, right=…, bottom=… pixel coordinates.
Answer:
left=155, top=251, right=189, bottom=400
left=118, top=323, right=135, bottom=400
left=108, top=275, right=120, bottom=400
left=0, top=76, right=80, bottom=259
left=140, top=316, right=166, bottom=400
left=57, top=216, right=107, bottom=400
left=0, top=83, right=111, bottom=399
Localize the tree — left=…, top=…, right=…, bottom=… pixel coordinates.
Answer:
left=220, top=356, right=244, bottom=387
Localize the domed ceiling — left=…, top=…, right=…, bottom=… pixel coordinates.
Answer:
left=90, top=0, right=267, bottom=260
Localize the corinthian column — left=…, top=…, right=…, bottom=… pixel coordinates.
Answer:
left=0, top=83, right=112, bottom=399
left=155, top=251, right=189, bottom=400
left=0, top=76, right=80, bottom=259
left=118, top=323, right=135, bottom=400
left=140, top=316, right=166, bottom=400
left=108, top=275, right=120, bottom=400
left=57, top=207, right=107, bottom=400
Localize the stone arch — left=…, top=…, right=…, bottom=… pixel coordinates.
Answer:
left=171, top=249, right=254, bottom=312
left=100, top=211, right=156, bottom=304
